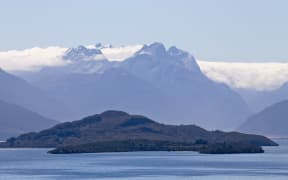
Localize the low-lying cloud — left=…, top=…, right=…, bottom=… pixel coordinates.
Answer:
left=91, top=44, right=144, bottom=61
left=1, top=46, right=288, bottom=91
left=198, top=61, right=288, bottom=91
left=0, top=47, right=68, bottom=71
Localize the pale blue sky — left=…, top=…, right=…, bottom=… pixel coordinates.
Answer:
left=1, top=0, right=287, bottom=62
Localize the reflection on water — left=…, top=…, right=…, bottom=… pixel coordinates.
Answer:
left=0, top=139, right=287, bottom=180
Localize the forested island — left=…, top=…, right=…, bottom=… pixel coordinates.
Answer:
left=0, top=111, right=277, bottom=154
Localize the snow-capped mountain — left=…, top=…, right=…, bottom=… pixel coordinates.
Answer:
left=66, top=43, right=144, bottom=62
left=2, top=42, right=287, bottom=131
left=120, top=43, right=202, bottom=82
left=63, top=45, right=105, bottom=62
left=15, top=42, right=251, bottom=130
left=2, top=44, right=288, bottom=91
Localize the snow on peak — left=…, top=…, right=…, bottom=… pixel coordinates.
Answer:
left=136, top=42, right=166, bottom=57
left=64, top=45, right=105, bottom=62
left=168, top=46, right=189, bottom=58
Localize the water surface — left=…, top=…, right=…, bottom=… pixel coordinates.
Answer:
left=0, top=139, right=287, bottom=180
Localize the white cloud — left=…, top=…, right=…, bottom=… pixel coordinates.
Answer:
left=0, top=47, right=68, bottom=71
left=100, top=45, right=144, bottom=61
left=198, top=61, right=288, bottom=91
left=0, top=44, right=143, bottom=72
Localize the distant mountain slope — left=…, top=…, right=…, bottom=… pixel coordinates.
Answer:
left=238, top=100, right=288, bottom=137
left=0, top=68, right=72, bottom=121
left=32, top=68, right=170, bottom=120
left=18, top=43, right=250, bottom=130
left=0, top=100, right=58, bottom=139
left=237, top=84, right=288, bottom=113
left=0, top=110, right=276, bottom=154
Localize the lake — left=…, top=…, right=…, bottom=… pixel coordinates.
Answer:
left=0, top=139, right=287, bottom=180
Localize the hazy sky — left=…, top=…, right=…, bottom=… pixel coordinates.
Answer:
left=1, top=0, right=287, bottom=62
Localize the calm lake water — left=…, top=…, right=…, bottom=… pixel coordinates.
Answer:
left=0, top=139, right=287, bottom=180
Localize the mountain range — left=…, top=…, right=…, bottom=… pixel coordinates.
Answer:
left=16, top=42, right=250, bottom=130
left=0, top=42, right=287, bottom=138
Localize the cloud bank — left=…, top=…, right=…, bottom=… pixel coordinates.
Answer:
left=89, top=44, right=144, bottom=61
left=198, top=61, right=288, bottom=91
left=0, top=45, right=143, bottom=72
left=0, top=47, right=68, bottom=71
left=1, top=45, right=288, bottom=91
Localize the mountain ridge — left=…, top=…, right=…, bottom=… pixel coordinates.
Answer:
left=0, top=99, right=58, bottom=139
left=15, top=42, right=251, bottom=130
left=238, top=100, right=288, bottom=137
left=0, top=67, right=73, bottom=121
